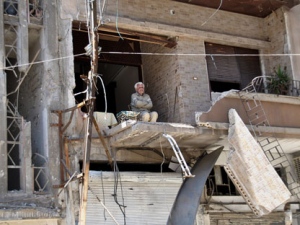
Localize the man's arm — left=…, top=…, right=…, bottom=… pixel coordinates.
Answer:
left=143, top=95, right=153, bottom=110
left=131, top=93, right=153, bottom=109
left=131, top=93, right=146, bottom=108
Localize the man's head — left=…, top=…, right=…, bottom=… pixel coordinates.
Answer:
left=134, top=82, right=145, bottom=95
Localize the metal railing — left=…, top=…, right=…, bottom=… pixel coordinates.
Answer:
left=33, top=153, right=50, bottom=193
left=238, top=77, right=300, bottom=199
left=251, top=76, right=300, bottom=97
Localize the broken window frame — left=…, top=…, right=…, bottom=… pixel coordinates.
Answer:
left=2, top=0, right=49, bottom=194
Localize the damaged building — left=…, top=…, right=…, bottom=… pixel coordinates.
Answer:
left=1, top=0, right=300, bottom=224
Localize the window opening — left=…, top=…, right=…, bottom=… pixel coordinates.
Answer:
left=206, top=166, right=239, bottom=196
left=5, top=22, right=22, bottom=191
left=206, top=166, right=285, bottom=196
left=4, top=24, right=48, bottom=193
left=210, top=81, right=240, bottom=92
left=28, top=0, right=44, bottom=20
left=3, top=0, right=18, bottom=16
left=72, top=30, right=142, bottom=116
left=7, top=101, right=22, bottom=191
left=205, top=42, right=261, bottom=93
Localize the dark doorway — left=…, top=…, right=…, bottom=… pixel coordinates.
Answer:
left=72, top=29, right=142, bottom=115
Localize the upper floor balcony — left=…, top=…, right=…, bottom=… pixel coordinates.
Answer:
left=253, top=76, right=300, bottom=97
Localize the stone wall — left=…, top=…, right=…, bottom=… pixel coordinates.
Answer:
left=140, top=43, right=180, bottom=122
left=73, top=0, right=265, bottom=41
left=262, top=8, right=292, bottom=77
left=175, top=37, right=210, bottom=124
left=285, top=5, right=300, bottom=80
left=141, top=38, right=210, bottom=124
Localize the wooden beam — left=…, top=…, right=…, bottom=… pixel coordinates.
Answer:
left=72, top=21, right=177, bottom=48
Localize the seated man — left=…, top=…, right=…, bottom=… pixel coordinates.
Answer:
left=130, top=82, right=158, bottom=122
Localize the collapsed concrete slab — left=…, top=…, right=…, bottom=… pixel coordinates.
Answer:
left=225, top=109, right=291, bottom=216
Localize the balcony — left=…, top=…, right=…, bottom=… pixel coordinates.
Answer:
left=196, top=76, right=300, bottom=155
left=251, top=76, right=300, bottom=97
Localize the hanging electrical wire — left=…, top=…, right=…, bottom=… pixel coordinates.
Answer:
left=113, top=156, right=127, bottom=225
left=159, top=136, right=166, bottom=173
left=97, top=0, right=108, bottom=26
left=0, top=53, right=86, bottom=71
left=89, top=185, right=120, bottom=225
left=98, top=0, right=103, bottom=26
left=101, top=0, right=109, bottom=23
left=96, top=74, right=107, bottom=114
left=85, top=0, right=91, bottom=43
left=165, top=93, right=170, bottom=122
left=201, top=0, right=223, bottom=26
left=73, top=89, right=88, bottom=97
left=6, top=49, right=41, bottom=96
left=115, top=0, right=124, bottom=40
left=100, top=171, right=107, bottom=221
left=1, top=51, right=297, bottom=71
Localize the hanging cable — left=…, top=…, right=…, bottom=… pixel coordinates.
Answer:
left=100, top=171, right=107, bottom=221
left=97, top=0, right=109, bottom=26
left=159, top=136, right=165, bottom=173
left=6, top=49, right=41, bottom=96
left=102, top=0, right=108, bottom=18
left=1, top=53, right=86, bottom=71
left=89, top=185, right=120, bottom=225
left=165, top=93, right=170, bottom=122
left=115, top=0, right=124, bottom=40
left=210, top=54, right=218, bottom=70
left=113, top=150, right=127, bottom=224
left=1, top=52, right=297, bottom=71
left=85, top=0, right=91, bottom=43
left=98, top=0, right=103, bottom=26
left=96, top=74, right=107, bottom=114
left=73, top=89, right=88, bottom=97
left=201, top=0, right=223, bottom=26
